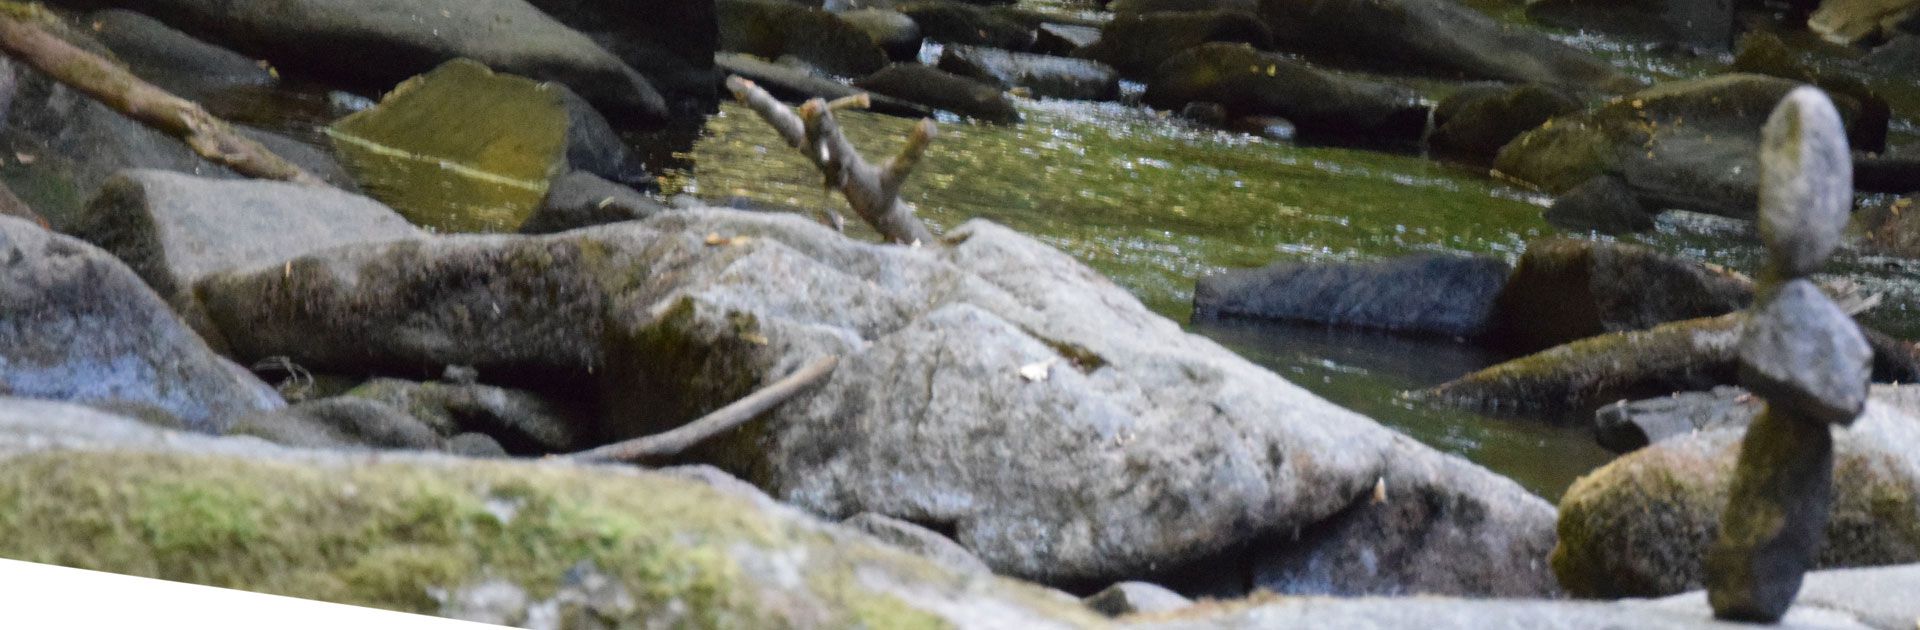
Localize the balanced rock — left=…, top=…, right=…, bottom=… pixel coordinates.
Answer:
left=1735, top=280, right=1871, bottom=426
left=1755, top=87, right=1855, bottom=278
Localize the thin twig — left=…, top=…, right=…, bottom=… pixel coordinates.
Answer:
left=0, top=12, right=323, bottom=185
left=568, top=355, right=839, bottom=463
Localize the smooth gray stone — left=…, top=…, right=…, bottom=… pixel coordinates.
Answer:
left=1706, top=410, right=1835, bottom=623
left=1594, top=386, right=1760, bottom=453
left=1758, top=87, right=1854, bottom=278
left=1737, top=280, right=1870, bottom=426
left=1084, top=581, right=1192, bottom=617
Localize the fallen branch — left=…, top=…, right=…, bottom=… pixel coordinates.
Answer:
left=0, top=11, right=322, bottom=185
left=568, top=355, right=839, bottom=463
left=726, top=76, right=936, bottom=245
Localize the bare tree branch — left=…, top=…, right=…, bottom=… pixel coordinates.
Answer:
left=0, top=12, right=323, bottom=185
left=568, top=355, right=839, bottom=463
left=726, top=76, right=936, bottom=246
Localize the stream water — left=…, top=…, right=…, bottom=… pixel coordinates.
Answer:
left=665, top=3, right=1920, bottom=500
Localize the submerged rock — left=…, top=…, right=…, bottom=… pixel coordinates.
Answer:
left=1429, top=83, right=1583, bottom=165
left=717, top=0, right=889, bottom=78
left=1143, top=43, right=1429, bottom=147
left=939, top=45, right=1120, bottom=101
left=1076, top=10, right=1272, bottom=78
left=194, top=207, right=1557, bottom=597
left=855, top=64, right=1022, bottom=123
left=1192, top=253, right=1511, bottom=338
left=0, top=216, right=283, bottom=432
left=0, top=396, right=1103, bottom=628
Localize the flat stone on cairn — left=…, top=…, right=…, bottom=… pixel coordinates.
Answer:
left=1706, top=86, right=1868, bottom=624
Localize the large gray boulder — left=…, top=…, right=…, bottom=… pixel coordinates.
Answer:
left=855, top=64, right=1023, bottom=123
left=1192, top=253, right=1511, bottom=338
left=521, top=0, right=720, bottom=116
left=66, top=170, right=422, bottom=345
left=194, top=208, right=1558, bottom=596
left=0, top=396, right=1104, bottom=628
left=45, top=0, right=669, bottom=124
left=1486, top=238, right=1754, bottom=354
left=1143, top=43, right=1430, bottom=147
left=0, top=216, right=283, bottom=432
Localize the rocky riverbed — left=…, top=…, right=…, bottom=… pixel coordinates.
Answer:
left=1, top=0, right=1918, bottom=626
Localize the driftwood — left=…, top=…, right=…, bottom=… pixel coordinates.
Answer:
left=0, top=11, right=323, bottom=185
left=725, top=75, right=936, bottom=245
left=569, top=355, right=839, bottom=463
left=1421, top=313, right=1747, bottom=414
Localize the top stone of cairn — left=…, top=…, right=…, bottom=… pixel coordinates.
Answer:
left=1757, top=87, right=1853, bottom=279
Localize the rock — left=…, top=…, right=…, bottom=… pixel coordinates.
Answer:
left=1129, top=590, right=1874, bottom=628
left=345, top=378, right=583, bottom=453
left=0, top=397, right=1106, bottom=628
left=1494, top=74, right=1874, bottom=219
left=445, top=432, right=510, bottom=458
left=1084, top=581, right=1192, bottom=617
left=0, top=181, right=45, bottom=228
left=1486, top=239, right=1753, bottom=354
left=1179, top=101, right=1230, bottom=126
left=717, top=0, right=889, bottom=77
left=519, top=172, right=669, bottom=235
left=1429, top=83, right=1583, bottom=164
left=1810, top=0, right=1920, bottom=45
left=521, top=0, right=720, bottom=117
left=1552, top=392, right=1920, bottom=598
left=842, top=512, right=992, bottom=574
left=1737, top=280, right=1871, bottom=426
left=1731, top=32, right=1889, bottom=154
left=193, top=208, right=1558, bottom=596
left=714, top=52, right=933, bottom=118
left=86, top=9, right=275, bottom=100
left=1661, top=563, right=1920, bottom=629
left=1033, top=23, right=1102, bottom=56
left=1525, top=0, right=1735, bottom=50
left=66, top=170, right=422, bottom=345
left=897, top=1, right=1037, bottom=50
left=1075, top=10, right=1271, bottom=79
left=1111, top=0, right=1259, bottom=13
left=1544, top=175, right=1657, bottom=234
left=1756, top=87, right=1854, bottom=278
left=855, top=64, right=1022, bottom=123
left=328, top=59, right=626, bottom=232
left=1142, top=44, right=1429, bottom=147
left=1704, top=409, right=1835, bottom=622
left=1257, top=0, right=1636, bottom=90
left=1594, top=386, right=1760, bottom=453
left=937, top=45, right=1119, bottom=101
left=838, top=8, right=924, bottom=61
left=48, top=0, right=670, bottom=124
left=1854, top=148, right=1920, bottom=194
left=1864, top=33, right=1920, bottom=73
left=1858, top=195, right=1920, bottom=258
left=1192, top=253, right=1511, bottom=338
left=0, top=216, right=283, bottom=432
left=231, top=397, right=447, bottom=451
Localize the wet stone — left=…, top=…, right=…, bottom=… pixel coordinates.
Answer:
left=1737, top=280, right=1870, bottom=427
left=1757, top=87, right=1854, bottom=279
left=1705, top=410, right=1835, bottom=623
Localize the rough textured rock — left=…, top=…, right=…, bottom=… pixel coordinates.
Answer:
left=66, top=170, right=422, bottom=344
left=1085, top=581, right=1192, bottom=617
left=521, top=0, right=720, bottom=116
left=855, top=64, right=1022, bottom=123
left=0, top=216, right=283, bottom=432
left=345, top=377, right=582, bottom=453
left=1755, top=87, right=1854, bottom=278
left=718, top=0, right=889, bottom=78
left=897, top=1, right=1037, bottom=50
left=1525, top=0, right=1736, bottom=50
left=1552, top=392, right=1920, bottom=598
left=46, top=0, right=670, bottom=124
left=1594, top=386, right=1760, bottom=453
left=1544, top=175, right=1656, bottom=234
left=1192, top=253, right=1510, bottom=338
left=1705, top=409, right=1836, bottom=622
left=1494, top=74, right=1872, bottom=219
left=0, top=396, right=1104, bottom=628
left=1143, top=44, right=1429, bottom=147
left=1729, top=32, right=1888, bottom=154
left=939, top=45, right=1120, bottom=101
left=1430, top=83, right=1583, bottom=164
left=231, top=397, right=447, bottom=451
left=843, top=512, right=993, bottom=574
left=1076, top=10, right=1272, bottom=79
left=839, top=8, right=924, bottom=61
left=1487, top=239, right=1754, bottom=354
left=194, top=207, right=1557, bottom=596
left=1737, top=281, right=1871, bottom=426
left=86, top=9, right=275, bottom=100
left=519, top=172, right=669, bottom=235
left=1256, top=0, right=1636, bottom=90
left=1663, top=563, right=1920, bottom=630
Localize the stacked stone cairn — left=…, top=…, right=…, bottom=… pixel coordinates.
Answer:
left=1703, top=87, right=1871, bottom=622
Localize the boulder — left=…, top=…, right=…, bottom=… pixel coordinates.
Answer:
left=521, top=0, right=720, bottom=116
left=519, top=172, right=669, bottom=235
left=842, top=512, right=992, bottom=574
left=1075, top=10, right=1271, bottom=79
left=897, top=1, right=1037, bottom=50
left=1429, top=83, right=1583, bottom=164
left=1129, top=589, right=1876, bottom=628
left=1810, top=0, right=1920, bottom=45
left=0, top=396, right=1104, bottom=628
left=193, top=207, right=1558, bottom=596
left=1192, top=253, right=1511, bottom=338
left=86, top=9, right=275, bottom=101
left=855, top=64, right=1022, bottom=123
left=1864, top=33, right=1920, bottom=73
left=1543, top=175, right=1657, bottom=234
left=1553, top=390, right=1920, bottom=598
left=1729, top=31, right=1888, bottom=153
left=0, top=216, right=283, bottom=432
left=66, top=170, right=422, bottom=345
left=1594, top=386, right=1759, bottom=453
left=837, top=8, right=924, bottom=61
left=1084, top=581, right=1193, bottom=617
left=717, top=0, right=889, bottom=78
left=937, top=45, right=1120, bottom=101
left=230, top=397, right=449, bottom=451
left=1494, top=74, right=1874, bottom=219
left=1143, top=44, right=1429, bottom=147
left=1486, top=239, right=1753, bottom=354
left=714, top=52, right=933, bottom=118
left=1256, top=0, right=1636, bottom=90
left=1034, top=23, right=1102, bottom=56
left=1525, top=0, right=1736, bottom=50
left=45, top=0, right=670, bottom=124
left=344, top=377, right=583, bottom=453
